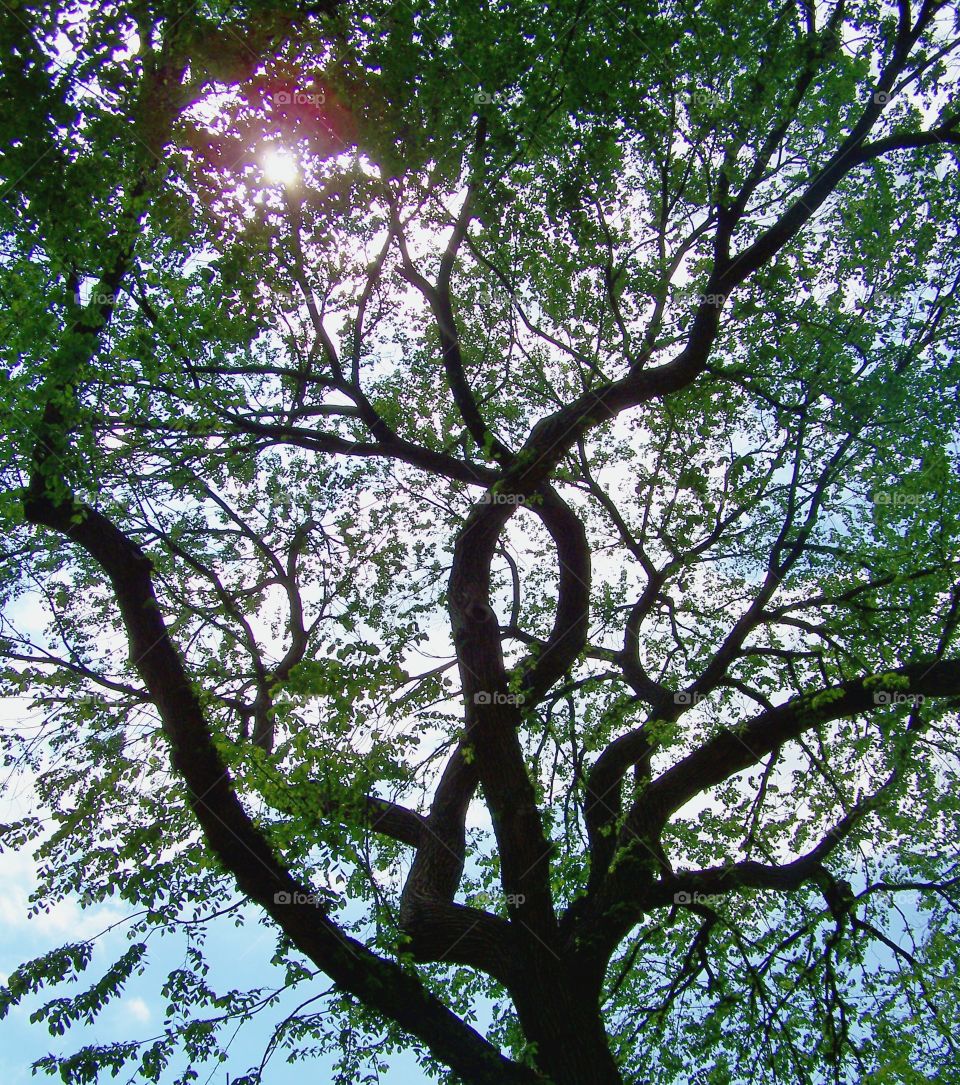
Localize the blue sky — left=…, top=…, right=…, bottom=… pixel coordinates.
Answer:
left=0, top=845, right=432, bottom=1084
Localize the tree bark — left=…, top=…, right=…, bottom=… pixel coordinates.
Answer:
left=512, top=960, right=624, bottom=1085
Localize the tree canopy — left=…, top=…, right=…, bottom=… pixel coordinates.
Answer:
left=1, top=0, right=960, bottom=1082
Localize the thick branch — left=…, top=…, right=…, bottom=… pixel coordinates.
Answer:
left=513, top=485, right=592, bottom=705
left=23, top=490, right=538, bottom=1085
left=631, top=659, right=960, bottom=850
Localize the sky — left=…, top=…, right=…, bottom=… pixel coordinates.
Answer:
left=0, top=828, right=433, bottom=1083
left=0, top=610, right=434, bottom=1083
left=3, top=5, right=959, bottom=1083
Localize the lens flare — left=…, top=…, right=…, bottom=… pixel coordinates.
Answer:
left=262, top=150, right=299, bottom=186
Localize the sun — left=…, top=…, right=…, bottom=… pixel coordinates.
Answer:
left=262, top=149, right=299, bottom=186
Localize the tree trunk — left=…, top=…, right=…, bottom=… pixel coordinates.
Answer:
left=511, top=964, right=624, bottom=1085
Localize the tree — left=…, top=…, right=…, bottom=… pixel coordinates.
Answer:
left=1, top=0, right=959, bottom=1081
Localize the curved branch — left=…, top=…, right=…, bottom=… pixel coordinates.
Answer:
left=513, top=485, right=591, bottom=706
left=23, top=489, right=539, bottom=1085
left=632, top=658, right=960, bottom=847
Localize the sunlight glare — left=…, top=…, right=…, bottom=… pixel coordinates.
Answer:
left=262, top=150, right=299, bottom=186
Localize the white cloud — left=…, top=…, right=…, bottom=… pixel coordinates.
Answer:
left=0, top=836, right=127, bottom=942
left=123, top=996, right=151, bottom=1024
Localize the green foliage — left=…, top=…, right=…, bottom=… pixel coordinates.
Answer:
left=1, top=0, right=960, bottom=1082
left=29, top=943, right=148, bottom=1035
left=0, top=944, right=95, bottom=1020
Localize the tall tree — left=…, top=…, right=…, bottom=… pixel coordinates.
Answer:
left=2, top=0, right=960, bottom=1081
